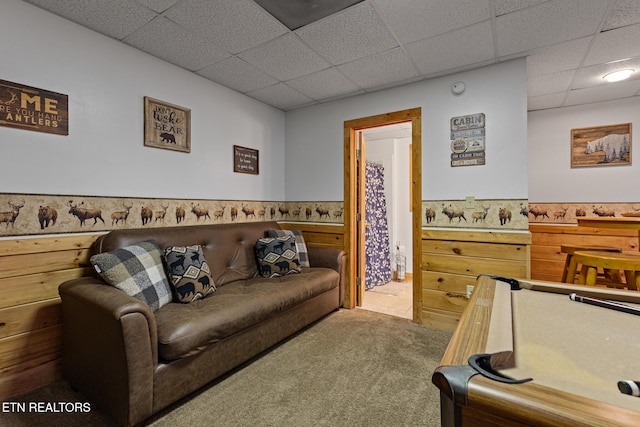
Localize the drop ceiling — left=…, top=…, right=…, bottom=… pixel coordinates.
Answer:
left=22, top=0, right=640, bottom=111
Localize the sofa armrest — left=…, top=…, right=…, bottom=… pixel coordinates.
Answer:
left=307, top=246, right=346, bottom=306
left=59, top=277, right=157, bottom=426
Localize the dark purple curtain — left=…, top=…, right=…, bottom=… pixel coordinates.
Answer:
left=365, top=162, right=391, bottom=289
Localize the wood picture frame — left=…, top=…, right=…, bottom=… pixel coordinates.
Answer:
left=571, top=123, right=631, bottom=168
left=144, top=96, right=191, bottom=153
left=233, top=145, right=259, bottom=175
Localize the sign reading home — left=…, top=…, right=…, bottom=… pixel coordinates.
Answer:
left=450, top=113, right=485, bottom=167
left=0, top=79, right=69, bottom=135
left=144, top=96, right=191, bottom=153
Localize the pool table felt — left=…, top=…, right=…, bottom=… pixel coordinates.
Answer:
left=495, top=283, right=640, bottom=411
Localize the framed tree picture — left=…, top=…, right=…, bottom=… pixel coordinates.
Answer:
left=571, top=123, right=631, bottom=167
left=144, top=97, right=191, bottom=153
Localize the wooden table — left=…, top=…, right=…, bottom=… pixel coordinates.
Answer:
left=432, top=275, right=640, bottom=426
left=577, top=217, right=640, bottom=251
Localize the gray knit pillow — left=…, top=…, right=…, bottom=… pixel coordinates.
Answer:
left=90, top=240, right=172, bottom=311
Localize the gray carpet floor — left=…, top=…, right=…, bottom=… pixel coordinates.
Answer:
left=3, top=309, right=452, bottom=427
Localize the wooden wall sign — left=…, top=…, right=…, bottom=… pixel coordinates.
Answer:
left=0, top=79, right=69, bottom=135
left=450, top=113, right=485, bottom=167
left=233, top=145, right=259, bottom=174
left=144, top=97, right=191, bottom=153
left=571, top=123, right=631, bottom=167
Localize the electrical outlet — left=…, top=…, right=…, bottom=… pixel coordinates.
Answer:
left=465, top=196, right=475, bottom=209
left=466, top=285, right=474, bottom=299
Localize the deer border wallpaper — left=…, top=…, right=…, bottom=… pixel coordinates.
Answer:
left=1, top=193, right=637, bottom=237
left=0, top=193, right=343, bottom=237
left=422, top=199, right=528, bottom=230
left=421, top=200, right=639, bottom=230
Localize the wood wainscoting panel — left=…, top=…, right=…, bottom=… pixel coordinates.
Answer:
left=529, top=224, right=637, bottom=282
left=0, top=268, right=91, bottom=309
left=0, top=299, right=62, bottom=339
left=279, top=223, right=344, bottom=250
left=0, top=233, right=102, bottom=400
left=421, top=229, right=531, bottom=331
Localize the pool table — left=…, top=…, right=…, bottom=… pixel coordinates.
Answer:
left=432, top=275, right=640, bottom=426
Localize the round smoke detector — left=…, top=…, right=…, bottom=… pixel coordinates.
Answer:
left=451, top=81, right=466, bottom=95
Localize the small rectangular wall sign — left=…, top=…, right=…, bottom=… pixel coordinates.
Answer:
left=0, top=79, right=69, bottom=135
left=450, top=113, right=485, bottom=167
left=233, top=145, right=259, bottom=174
left=144, top=96, right=191, bottom=153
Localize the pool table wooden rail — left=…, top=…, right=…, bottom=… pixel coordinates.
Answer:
left=433, top=276, right=640, bottom=427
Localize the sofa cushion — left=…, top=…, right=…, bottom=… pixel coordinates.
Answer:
left=266, top=229, right=310, bottom=268
left=90, top=240, right=172, bottom=312
left=255, top=236, right=301, bottom=278
left=164, top=245, right=216, bottom=303
left=154, top=268, right=339, bottom=361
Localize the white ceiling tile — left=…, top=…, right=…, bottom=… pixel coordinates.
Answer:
left=565, top=80, right=640, bottom=106
left=124, top=17, right=230, bottom=71
left=239, top=34, right=330, bottom=81
left=602, top=0, right=640, bottom=31
left=493, top=0, right=548, bottom=16
left=496, top=0, right=609, bottom=56
left=247, top=83, right=315, bottom=110
left=584, top=24, right=640, bottom=66
left=21, top=0, right=640, bottom=111
left=527, top=92, right=566, bottom=110
left=135, top=0, right=181, bottom=13
left=296, top=2, right=398, bottom=65
left=526, top=37, right=591, bottom=77
left=364, top=76, right=423, bottom=92
left=405, top=21, right=494, bottom=76
left=373, top=0, right=490, bottom=44
left=338, top=47, right=418, bottom=89
left=25, top=0, right=157, bottom=39
left=286, top=68, right=362, bottom=100
left=527, top=69, right=575, bottom=97
left=164, top=0, right=288, bottom=54
left=197, top=57, right=279, bottom=93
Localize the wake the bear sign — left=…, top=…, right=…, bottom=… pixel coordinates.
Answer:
left=144, top=96, right=191, bottom=153
left=0, top=79, right=69, bottom=135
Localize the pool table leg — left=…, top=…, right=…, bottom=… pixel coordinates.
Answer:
left=439, top=391, right=461, bottom=427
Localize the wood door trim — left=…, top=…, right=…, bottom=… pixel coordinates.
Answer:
left=343, top=108, right=422, bottom=323
left=357, top=132, right=366, bottom=306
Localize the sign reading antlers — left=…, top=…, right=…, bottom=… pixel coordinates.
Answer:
left=0, top=79, right=68, bottom=135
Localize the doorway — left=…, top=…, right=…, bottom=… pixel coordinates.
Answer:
left=343, top=108, right=422, bottom=323
left=359, top=123, right=413, bottom=319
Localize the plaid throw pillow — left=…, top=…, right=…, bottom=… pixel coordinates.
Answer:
left=255, top=236, right=301, bottom=278
left=266, top=229, right=310, bottom=268
left=90, top=240, right=172, bottom=311
left=163, top=245, right=216, bottom=303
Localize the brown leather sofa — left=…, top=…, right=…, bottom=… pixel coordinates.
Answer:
left=58, top=221, right=345, bottom=427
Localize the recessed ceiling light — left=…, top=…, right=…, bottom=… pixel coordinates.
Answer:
left=603, top=69, right=634, bottom=82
